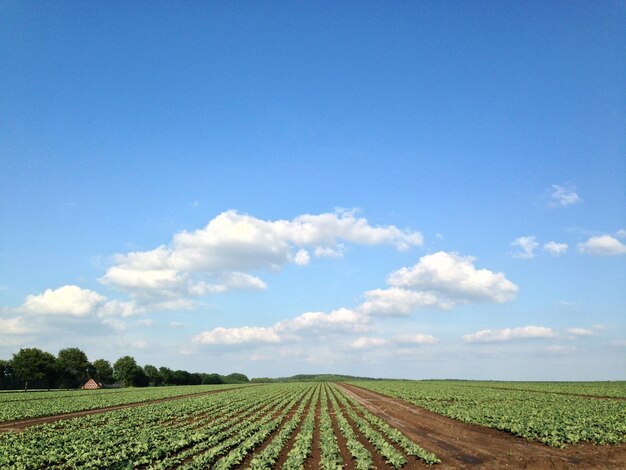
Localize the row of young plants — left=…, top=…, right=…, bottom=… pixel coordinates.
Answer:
left=0, top=383, right=250, bottom=423
left=0, top=384, right=300, bottom=468
left=248, top=385, right=317, bottom=469
left=279, top=385, right=319, bottom=470
left=148, top=385, right=304, bottom=470
left=179, top=389, right=305, bottom=470
left=350, top=380, right=626, bottom=447
left=333, top=386, right=440, bottom=465
left=318, top=385, right=343, bottom=469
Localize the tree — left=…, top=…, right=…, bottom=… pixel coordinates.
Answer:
left=92, top=359, right=114, bottom=383
left=113, top=356, right=140, bottom=387
left=56, top=347, right=90, bottom=388
left=223, top=372, right=249, bottom=384
left=11, top=348, right=57, bottom=391
left=0, top=359, right=16, bottom=390
left=144, top=365, right=162, bottom=386
left=201, top=373, right=223, bottom=384
left=159, top=367, right=173, bottom=385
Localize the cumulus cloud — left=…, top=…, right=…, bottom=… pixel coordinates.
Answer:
left=359, top=288, right=442, bottom=315
left=550, top=184, right=581, bottom=207
left=193, top=308, right=370, bottom=346
left=393, top=333, right=438, bottom=345
left=193, top=251, right=515, bottom=347
left=566, top=327, right=593, bottom=337
left=100, top=209, right=422, bottom=303
left=193, top=326, right=281, bottom=345
left=0, top=316, right=32, bottom=335
left=21, top=285, right=105, bottom=317
left=347, top=333, right=438, bottom=350
left=293, top=249, right=311, bottom=266
left=361, top=252, right=518, bottom=315
left=275, top=308, right=370, bottom=335
left=578, top=235, right=626, bottom=256
left=350, top=336, right=388, bottom=349
left=463, top=325, right=557, bottom=343
left=511, top=236, right=538, bottom=259
left=543, top=241, right=568, bottom=256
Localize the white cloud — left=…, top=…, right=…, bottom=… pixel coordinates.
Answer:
left=21, top=285, right=105, bottom=317
left=393, top=333, right=438, bottom=345
left=550, top=184, right=581, bottom=207
left=193, top=326, right=281, bottom=345
left=0, top=316, right=32, bottom=334
left=350, top=336, right=388, bottom=349
left=314, top=245, right=345, bottom=258
left=192, top=252, right=516, bottom=347
left=543, top=241, right=568, bottom=256
left=293, top=249, right=311, bottom=266
left=616, top=229, right=626, bottom=239
left=360, top=288, right=443, bottom=315
left=463, top=325, right=557, bottom=343
left=99, top=209, right=422, bottom=304
left=362, top=252, right=518, bottom=315
left=98, top=300, right=144, bottom=317
left=511, top=236, right=538, bottom=259
left=578, top=235, right=626, bottom=256
left=566, top=327, right=593, bottom=337
left=276, top=308, right=370, bottom=334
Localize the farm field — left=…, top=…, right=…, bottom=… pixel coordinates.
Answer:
left=0, top=384, right=251, bottom=424
left=0, top=381, right=625, bottom=469
left=349, top=380, right=626, bottom=447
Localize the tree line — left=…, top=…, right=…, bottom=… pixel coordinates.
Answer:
left=0, top=347, right=249, bottom=391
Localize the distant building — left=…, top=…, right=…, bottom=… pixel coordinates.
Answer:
left=81, top=379, right=104, bottom=390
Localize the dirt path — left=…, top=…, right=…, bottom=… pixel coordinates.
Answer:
left=338, top=383, right=626, bottom=469
left=0, top=384, right=260, bottom=432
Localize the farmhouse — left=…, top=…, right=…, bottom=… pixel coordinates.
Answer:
left=81, top=379, right=104, bottom=390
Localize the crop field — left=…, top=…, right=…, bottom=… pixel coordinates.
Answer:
left=0, top=381, right=625, bottom=469
left=0, top=384, right=250, bottom=423
left=352, top=380, right=626, bottom=447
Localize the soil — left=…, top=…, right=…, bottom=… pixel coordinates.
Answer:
left=337, top=383, right=626, bottom=469
left=0, top=384, right=259, bottom=432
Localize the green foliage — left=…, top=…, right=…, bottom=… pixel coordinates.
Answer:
left=56, top=347, right=90, bottom=389
left=10, top=348, right=57, bottom=391
left=113, top=356, right=140, bottom=387
left=351, top=380, right=626, bottom=447
left=91, top=359, right=114, bottom=384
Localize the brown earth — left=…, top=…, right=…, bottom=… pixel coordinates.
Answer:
left=338, top=383, right=626, bottom=469
left=0, top=384, right=260, bottom=432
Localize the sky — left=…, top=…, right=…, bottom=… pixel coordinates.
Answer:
left=1, top=2, right=625, bottom=381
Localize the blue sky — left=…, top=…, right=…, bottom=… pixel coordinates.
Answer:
left=1, top=2, right=625, bottom=380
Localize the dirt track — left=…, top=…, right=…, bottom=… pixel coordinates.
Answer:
left=338, top=383, right=626, bottom=469
left=0, top=385, right=258, bottom=432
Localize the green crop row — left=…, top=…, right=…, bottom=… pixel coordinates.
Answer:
left=327, top=384, right=373, bottom=470
left=318, top=385, right=343, bottom=470
left=281, top=385, right=320, bottom=470
left=249, top=385, right=317, bottom=469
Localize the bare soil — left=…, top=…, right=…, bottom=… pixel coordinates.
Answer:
left=0, top=384, right=259, bottom=432
left=338, top=383, right=626, bottom=469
